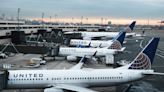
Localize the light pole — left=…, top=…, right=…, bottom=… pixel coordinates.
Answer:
left=86, top=18, right=88, bottom=24
left=17, top=8, right=20, bottom=31
left=81, top=16, right=83, bottom=25
left=101, top=17, right=103, bottom=25
left=72, top=17, right=74, bottom=24
left=42, top=12, right=44, bottom=28
left=50, top=16, right=52, bottom=25
left=55, top=14, right=58, bottom=24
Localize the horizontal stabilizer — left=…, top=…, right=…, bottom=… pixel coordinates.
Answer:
left=142, top=72, right=164, bottom=75
left=55, top=84, right=97, bottom=92
left=117, top=47, right=126, bottom=52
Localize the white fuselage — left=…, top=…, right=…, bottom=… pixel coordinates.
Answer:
left=70, top=39, right=113, bottom=47
left=59, top=47, right=115, bottom=57
left=81, top=32, right=135, bottom=38
left=66, top=31, right=135, bottom=40
left=7, top=69, right=149, bottom=89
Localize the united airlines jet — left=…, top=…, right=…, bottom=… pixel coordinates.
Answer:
left=70, top=31, right=126, bottom=48
left=59, top=31, right=126, bottom=64
left=2, top=37, right=164, bottom=92
left=65, top=21, right=136, bottom=40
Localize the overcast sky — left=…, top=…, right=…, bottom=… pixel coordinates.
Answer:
left=0, top=0, right=164, bottom=19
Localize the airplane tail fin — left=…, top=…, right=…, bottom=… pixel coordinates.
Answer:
left=128, top=37, right=159, bottom=70
left=125, top=21, right=136, bottom=33
left=108, top=31, right=126, bottom=50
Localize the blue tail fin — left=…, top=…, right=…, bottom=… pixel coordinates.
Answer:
left=126, top=21, right=136, bottom=32
left=109, top=31, right=126, bottom=49
left=129, top=21, right=136, bottom=31
left=128, top=37, right=159, bottom=70
left=116, top=31, right=126, bottom=45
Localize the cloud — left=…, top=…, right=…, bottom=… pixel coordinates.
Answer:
left=0, top=0, right=163, bottom=19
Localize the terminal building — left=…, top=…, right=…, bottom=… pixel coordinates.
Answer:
left=0, top=20, right=102, bottom=38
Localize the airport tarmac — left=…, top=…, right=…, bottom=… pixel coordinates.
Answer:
left=0, top=29, right=164, bottom=92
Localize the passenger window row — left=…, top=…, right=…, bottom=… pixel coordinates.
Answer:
left=62, top=76, right=123, bottom=80
left=10, top=78, right=43, bottom=81
left=9, top=76, right=123, bottom=81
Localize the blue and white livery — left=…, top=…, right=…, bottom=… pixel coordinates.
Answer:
left=3, top=38, right=164, bottom=92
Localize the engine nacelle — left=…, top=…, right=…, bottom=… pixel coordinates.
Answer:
left=66, top=56, right=77, bottom=61
left=44, top=88, right=64, bottom=92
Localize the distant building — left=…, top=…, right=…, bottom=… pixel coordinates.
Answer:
left=108, top=21, right=112, bottom=25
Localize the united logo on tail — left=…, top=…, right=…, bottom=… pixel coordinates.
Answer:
left=128, top=53, right=151, bottom=69
left=128, top=37, right=159, bottom=70
left=109, top=40, right=122, bottom=50
left=125, top=21, right=136, bottom=33
left=109, top=31, right=126, bottom=50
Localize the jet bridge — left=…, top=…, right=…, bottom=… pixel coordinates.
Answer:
left=0, top=70, right=9, bottom=90
left=0, top=43, right=60, bottom=56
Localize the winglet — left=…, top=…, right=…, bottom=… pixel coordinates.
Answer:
left=70, top=56, right=87, bottom=70
left=88, top=42, right=91, bottom=47
left=98, top=43, right=102, bottom=48
left=79, top=55, right=87, bottom=63
left=92, top=51, right=97, bottom=57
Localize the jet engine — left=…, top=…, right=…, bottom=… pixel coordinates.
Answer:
left=44, top=88, right=64, bottom=92
left=66, top=56, right=77, bottom=61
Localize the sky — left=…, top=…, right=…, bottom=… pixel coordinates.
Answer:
left=0, top=0, right=164, bottom=24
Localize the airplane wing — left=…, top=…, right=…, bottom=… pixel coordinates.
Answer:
left=75, top=55, right=93, bottom=58
left=90, top=36, right=106, bottom=39
left=64, top=31, right=78, bottom=34
left=70, top=56, right=87, bottom=70
left=140, top=70, right=164, bottom=75
left=70, top=51, right=97, bottom=70
left=73, top=51, right=98, bottom=58
left=55, top=84, right=97, bottom=92
left=83, top=36, right=107, bottom=40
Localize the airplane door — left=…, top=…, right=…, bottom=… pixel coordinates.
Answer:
left=127, top=73, right=133, bottom=82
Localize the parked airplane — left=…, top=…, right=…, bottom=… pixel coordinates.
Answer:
left=59, top=31, right=126, bottom=64
left=30, top=57, right=47, bottom=65
left=4, top=37, right=164, bottom=92
left=70, top=31, right=126, bottom=48
left=65, top=21, right=136, bottom=40
left=0, top=52, right=8, bottom=59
